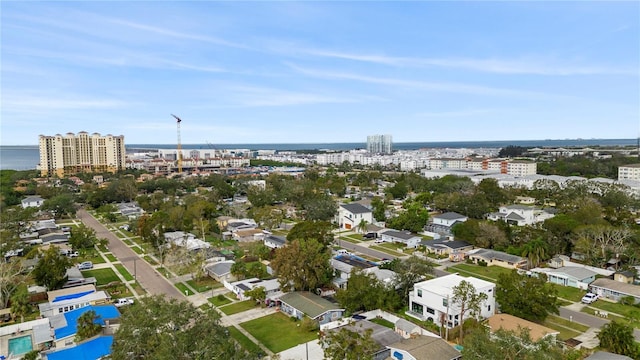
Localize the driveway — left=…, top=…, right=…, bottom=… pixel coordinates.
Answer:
left=77, top=209, right=184, bottom=300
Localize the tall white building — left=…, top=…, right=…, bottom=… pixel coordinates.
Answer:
left=366, top=134, right=393, bottom=154
left=38, top=132, right=125, bottom=177
left=618, top=164, right=640, bottom=181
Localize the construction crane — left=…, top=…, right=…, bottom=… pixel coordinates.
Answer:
left=171, top=114, right=183, bottom=173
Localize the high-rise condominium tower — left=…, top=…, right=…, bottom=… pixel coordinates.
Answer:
left=366, top=134, right=393, bottom=154
left=38, top=132, right=125, bottom=177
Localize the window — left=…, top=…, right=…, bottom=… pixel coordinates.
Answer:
left=442, top=298, right=448, bottom=307
left=411, top=302, right=424, bottom=315
left=488, top=305, right=491, bottom=312
left=426, top=307, right=435, bottom=315
left=417, top=289, right=423, bottom=297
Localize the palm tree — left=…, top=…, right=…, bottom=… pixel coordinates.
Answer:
left=356, top=219, right=369, bottom=234
left=521, top=238, right=548, bottom=268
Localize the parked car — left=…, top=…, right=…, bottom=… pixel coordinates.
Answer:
left=77, top=261, right=93, bottom=270
left=374, top=239, right=385, bottom=244
left=114, top=298, right=134, bottom=307
left=363, top=232, right=377, bottom=239
left=68, top=251, right=79, bottom=258
left=581, top=293, right=599, bottom=304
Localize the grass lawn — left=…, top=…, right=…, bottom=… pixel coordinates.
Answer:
left=240, top=312, right=318, bottom=353
left=122, top=239, right=133, bottom=246
left=114, top=264, right=134, bottom=281
left=219, top=300, right=257, bottom=315
left=558, top=299, right=573, bottom=307
left=209, top=295, right=232, bottom=307
left=370, top=245, right=405, bottom=257
left=157, top=267, right=172, bottom=278
left=131, top=282, right=146, bottom=295
left=105, top=254, right=118, bottom=262
left=550, top=284, right=584, bottom=303
left=143, top=255, right=158, bottom=265
left=228, top=326, right=264, bottom=355
left=369, top=317, right=394, bottom=329
left=97, top=244, right=108, bottom=252
left=447, top=264, right=512, bottom=282
left=186, top=278, right=222, bottom=293
left=82, top=268, right=120, bottom=285
left=340, top=237, right=361, bottom=244
left=590, top=301, right=640, bottom=328
left=81, top=252, right=106, bottom=264
left=175, top=282, right=193, bottom=296
left=131, top=246, right=144, bottom=255
left=545, top=315, right=589, bottom=332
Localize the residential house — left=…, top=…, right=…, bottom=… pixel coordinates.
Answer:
left=515, top=196, right=536, bottom=205
left=116, top=202, right=144, bottom=219
left=589, top=278, right=640, bottom=304
left=426, top=212, right=468, bottom=237
left=387, top=335, right=462, bottom=360
left=324, top=319, right=402, bottom=360
left=45, top=335, right=114, bottom=360
left=487, top=205, right=555, bottom=226
left=487, top=314, right=559, bottom=341
left=22, top=195, right=45, bottom=209
left=467, top=249, right=527, bottom=269
left=530, top=267, right=597, bottom=290
left=336, top=203, right=374, bottom=231
left=226, top=219, right=258, bottom=233
left=164, top=231, right=211, bottom=251
left=40, top=232, right=70, bottom=244
left=225, top=278, right=281, bottom=301
left=264, top=234, right=286, bottom=249
left=614, top=270, right=636, bottom=284
left=585, top=351, right=634, bottom=360
left=379, top=230, right=421, bottom=248
left=232, top=228, right=265, bottom=242
left=394, top=318, right=422, bottom=339
left=50, top=305, right=120, bottom=348
left=363, top=267, right=397, bottom=286
left=40, top=285, right=110, bottom=318
left=331, top=255, right=377, bottom=289
left=422, top=239, right=473, bottom=262
left=276, top=292, right=344, bottom=325
left=407, top=274, right=496, bottom=328
left=0, top=318, right=53, bottom=358
left=204, top=260, right=235, bottom=282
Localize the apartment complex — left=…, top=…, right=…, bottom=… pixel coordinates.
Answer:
left=39, top=132, right=125, bottom=177
left=618, top=164, right=640, bottom=181
left=367, top=134, right=393, bottom=154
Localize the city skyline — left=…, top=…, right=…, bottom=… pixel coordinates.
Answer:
left=2, top=2, right=639, bottom=145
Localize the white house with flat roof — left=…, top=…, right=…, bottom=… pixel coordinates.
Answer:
left=407, top=274, right=495, bottom=328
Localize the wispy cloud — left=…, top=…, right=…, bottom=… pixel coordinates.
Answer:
left=287, top=63, right=548, bottom=98
left=3, top=95, right=130, bottom=110
left=300, top=48, right=637, bottom=76
left=223, top=85, right=376, bottom=107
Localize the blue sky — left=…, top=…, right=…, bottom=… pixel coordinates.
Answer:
left=1, top=1, right=638, bottom=145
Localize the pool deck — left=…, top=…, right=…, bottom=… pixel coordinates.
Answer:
left=0, top=318, right=48, bottom=358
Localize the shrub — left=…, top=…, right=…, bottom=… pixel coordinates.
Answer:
left=477, top=259, right=488, bottom=267
left=619, top=296, right=635, bottom=306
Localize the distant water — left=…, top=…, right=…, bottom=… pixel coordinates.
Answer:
left=1, top=139, right=636, bottom=171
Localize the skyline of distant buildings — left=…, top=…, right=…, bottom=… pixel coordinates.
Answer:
left=367, top=134, right=393, bottom=155
left=38, top=132, right=125, bottom=177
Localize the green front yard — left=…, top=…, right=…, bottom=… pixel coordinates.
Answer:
left=209, top=295, right=232, bottom=307
left=105, top=253, right=118, bottom=262
left=447, top=264, right=512, bottom=281
left=369, top=245, right=405, bottom=257
left=174, top=282, right=193, bottom=296
left=589, top=301, right=640, bottom=328
left=82, top=268, right=120, bottom=285
left=186, top=277, right=222, bottom=293
left=219, top=300, right=257, bottom=315
left=240, top=312, right=318, bottom=353
left=550, top=284, right=584, bottom=303
left=114, top=264, right=134, bottom=281
left=227, top=326, right=264, bottom=355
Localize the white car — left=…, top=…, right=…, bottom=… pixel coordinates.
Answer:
left=114, top=298, right=134, bottom=307
left=581, top=293, right=599, bottom=304
left=77, top=261, right=93, bottom=270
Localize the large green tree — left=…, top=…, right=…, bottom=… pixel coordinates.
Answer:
left=287, top=221, right=334, bottom=247
left=391, top=256, right=434, bottom=302
left=69, top=223, right=97, bottom=249
left=321, top=327, right=377, bottom=360
left=42, top=193, right=76, bottom=218
left=33, top=246, right=71, bottom=290
left=112, top=296, right=256, bottom=360
left=496, top=271, right=560, bottom=322
left=386, top=203, right=429, bottom=233
left=597, top=321, right=639, bottom=358
left=336, top=270, right=401, bottom=313
left=271, top=239, right=332, bottom=291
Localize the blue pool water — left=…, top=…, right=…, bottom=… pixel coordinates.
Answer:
left=8, top=335, right=33, bottom=356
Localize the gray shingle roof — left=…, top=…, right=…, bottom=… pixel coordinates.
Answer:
left=549, top=267, right=596, bottom=281
left=433, top=212, right=466, bottom=220
left=382, top=230, right=419, bottom=240
left=472, top=249, right=524, bottom=264
left=505, top=212, right=525, bottom=221
left=340, top=203, right=371, bottom=214
left=278, top=292, right=343, bottom=319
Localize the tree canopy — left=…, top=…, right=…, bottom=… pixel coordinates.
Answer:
left=321, top=326, right=377, bottom=360
left=462, top=327, right=567, bottom=360
left=597, top=321, right=639, bottom=358
left=336, top=270, right=400, bottom=313
left=33, top=246, right=71, bottom=290
left=496, top=271, right=560, bottom=322
left=271, top=238, right=332, bottom=292
left=111, top=296, right=257, bottom=360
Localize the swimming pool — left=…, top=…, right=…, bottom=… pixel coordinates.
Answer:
left=8, top=335, right=33, bottom=356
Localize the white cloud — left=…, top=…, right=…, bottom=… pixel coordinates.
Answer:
left=3, top=95, right=129, bottom=110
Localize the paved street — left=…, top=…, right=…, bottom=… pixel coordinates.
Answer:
left=77, top=209, right=184, bottom=300
left=560, top=305, right=640, bottom=342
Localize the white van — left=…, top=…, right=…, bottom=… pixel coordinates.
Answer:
left=337, top=249, right=351, bottom=256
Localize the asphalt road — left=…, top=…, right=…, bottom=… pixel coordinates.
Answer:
left=77, top=209, right=184, bottom=300
left=560, top=307, right=640, bottom=342
left=337, top=238, right=405, bottom=260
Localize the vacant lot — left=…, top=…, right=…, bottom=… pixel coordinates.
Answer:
left=447, top=264, right=512, bottom=281
left=82, top=268, right=120, bottom=285
left=219, top=300, right=257, bottom=315
left=240, top=312, right=318, bottom=353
